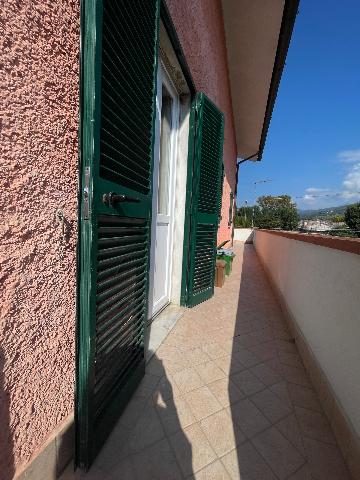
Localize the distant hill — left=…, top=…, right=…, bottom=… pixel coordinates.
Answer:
left=298, top=204, right=352, bottom=220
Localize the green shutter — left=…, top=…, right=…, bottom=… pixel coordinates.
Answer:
left=76, top=0, right=160, bottom=470
left=184, top=93, right=224, bottom=307
left=218, top=162, right=224, bottom=225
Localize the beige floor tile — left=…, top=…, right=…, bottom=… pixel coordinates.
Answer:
left=185, top=347, right=212, bottom=366
left=156, top=344, right=183, bottom=361
left=265, top=356, right=283, bottom=374
left=295, top=406, right=336, bottom=445
left=133, top=373, right=160, bottom=398
left=276, top=414, right=306, bottom=456
left=195, top=361, right=226, bottom=384
left=221, top=442, right=277, bottom=480
left=215, top=326, right=236, bottom=340
left=59, top=463, right=104, bottom=480
left=169, top=423, right=217, bottom=477
left=154, top=373, right=181, bottom=401
left=163, top=358, right=193, bottom=374
left=287, top=383, right=322, bottom=412
left=231, top=347, right=261, bottom=367
left=103, top=458, right=135, bottom=480
left=236, top=333, right=264, bottom=348
left=92, top=421, right=131, bottom=470
left=269, top=381, right=292, bottom=408
left=172, top=367, right=205, bottom=394
left=202, top=342, right=228, bottom=360
left=185, top=386, right=222, bottom=421
left=287, top=464, right=312, bottom=479
left=155, top=394, right=196, bottom=436
left=280, top=364, right=311, bottom=388
left=278, top=350, right=304, bottom=369
left=95, top=244, right=351, bottom=479
left=127, top=405, right=165, bottom=454
left=218, top=338, right=236, bottom=353
left=227, top=398, right=270, bottom=438
left=248, top=328, right=275, bottom=344
left=131, top=438, right=183, bottom=480
left=346, top=434, right=360, bottom=480
left=188, top=460, right=231, bottom=479
left=231, top=369, right=265, bottom=396
left=273, top=328, right=293, bottom=341
left=214, top=355, right=245, bottom=376
left=200, top=409, right=246, bottom=456
left=304, top=437, right=351, bottom=480
left=117, top=396, right=148, bottom=430
left=251, top=388, right=292, bottom=423
left=146, top=356, right=168, bottom=377
left=208, top=377, right=245, bottom=408
left=247, top=342, right=277, bottom=362
left=250, top=362, right=282, bottom=386
left=274, top=339, right=298, bottom=355
left=252, top=426, right=305, bottom=479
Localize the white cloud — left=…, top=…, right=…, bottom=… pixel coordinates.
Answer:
left=298, top=150, right=360, bottom=208
left=343, top=164, right=360, bottom=190
left=338, top=149, right=360, bottom=163
left=301, top=194, right=321, bottom=205
left=305, top=187, right=330, bottom=193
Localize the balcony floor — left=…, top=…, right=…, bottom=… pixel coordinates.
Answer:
left=62, top=243, right=350, bottom=480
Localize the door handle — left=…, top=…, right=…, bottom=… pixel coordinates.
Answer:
left=102, top=192, right=140, bottom=207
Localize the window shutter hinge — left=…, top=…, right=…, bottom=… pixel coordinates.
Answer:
left=83, top=166, right=90, bottom=220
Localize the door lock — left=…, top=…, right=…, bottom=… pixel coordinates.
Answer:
left=102, top=192, right=140, bottom=207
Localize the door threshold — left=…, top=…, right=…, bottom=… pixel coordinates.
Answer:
left=148, top=301, right=170, bottom=325
left=144, top=304, right=185, bottom=363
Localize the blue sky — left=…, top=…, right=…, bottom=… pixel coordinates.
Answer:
left=237, top=0, right=360, bottom=210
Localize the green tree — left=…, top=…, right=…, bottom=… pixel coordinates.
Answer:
left=234, top=206, right=254, bottom=228
left=331, top=214, right=345, bottom=223
left=254, top=195, right=299, bottom=231
left=344, top=203, right=360, bottom=236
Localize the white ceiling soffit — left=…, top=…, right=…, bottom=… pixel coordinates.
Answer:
left=222, top=0, right=291, bottom=161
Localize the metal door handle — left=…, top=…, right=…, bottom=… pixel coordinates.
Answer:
left=103, top=192, right=140, bottom=207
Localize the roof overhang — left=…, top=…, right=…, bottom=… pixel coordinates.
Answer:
left=221, top=0, right=299, bottom=161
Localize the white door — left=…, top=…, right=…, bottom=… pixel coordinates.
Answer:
left=148, top=63, right=179, bottom=318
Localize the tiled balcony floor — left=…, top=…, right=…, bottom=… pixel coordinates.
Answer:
left=62, top=243, right=350, bottom=480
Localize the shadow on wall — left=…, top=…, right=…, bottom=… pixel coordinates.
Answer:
left=0, top=346, right=14, bottom=480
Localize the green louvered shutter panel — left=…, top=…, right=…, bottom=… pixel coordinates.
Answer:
left=76, top=0, right=160, bottom=470
left=218, top=162, right=224, bottom=225
left=186, top=93, right=224, bottom=307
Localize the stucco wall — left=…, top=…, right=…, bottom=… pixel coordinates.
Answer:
left=254, top=230, right=360, bottom=437
left=166, top=0, right=238, bottom=245
left=0, top=0, right=79, bottom=476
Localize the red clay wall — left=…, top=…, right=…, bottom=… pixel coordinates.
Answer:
left=0, top=1, right=79, bottom=476
left=166, top=0, right=238, bottom=246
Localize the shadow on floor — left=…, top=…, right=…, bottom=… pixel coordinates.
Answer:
left=0, top=346, right=14, bottom=480
left=61, top=355, right=192, bottom=480
left=62, top=243, right=350, bottom=479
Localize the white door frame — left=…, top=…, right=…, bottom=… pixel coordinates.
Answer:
left=148, top=60, right=179, bottom=319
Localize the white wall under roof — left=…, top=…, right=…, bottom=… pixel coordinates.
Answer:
left=222, top=0, right=285, bottom=159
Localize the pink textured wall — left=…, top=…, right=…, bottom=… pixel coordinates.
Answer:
left=0, top=0, right=79, bottom=476
left=166, top=0, right=238, bottom=245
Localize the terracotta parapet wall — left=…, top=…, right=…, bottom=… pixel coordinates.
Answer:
left=257, top=229, right=360, bottom=255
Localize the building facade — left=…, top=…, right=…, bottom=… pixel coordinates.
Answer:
left=0, top=1, right=297, bottom=478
